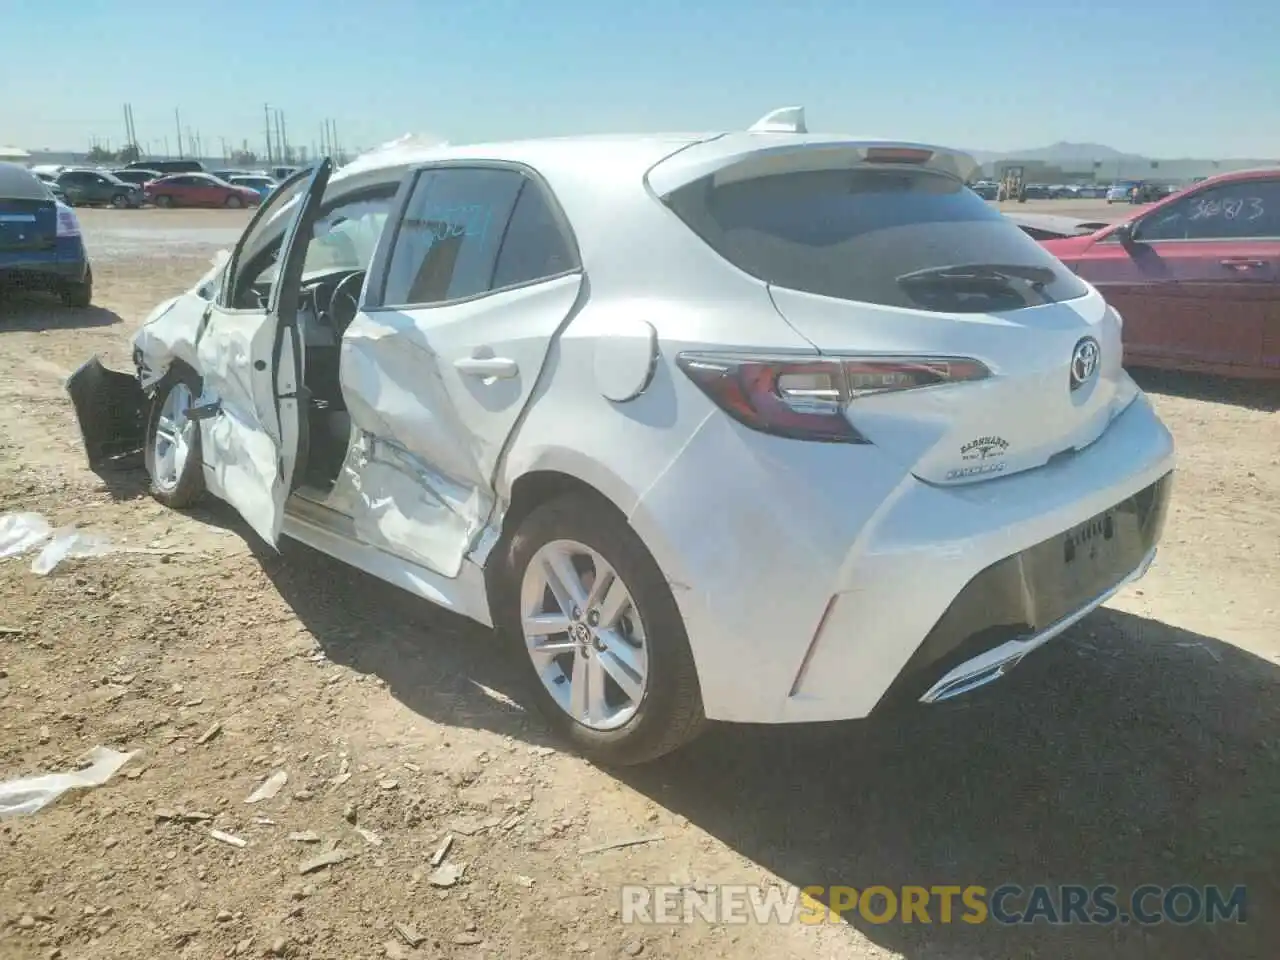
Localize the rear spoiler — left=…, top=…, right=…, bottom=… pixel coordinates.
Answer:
left=647, top=132, right=979, bottom=197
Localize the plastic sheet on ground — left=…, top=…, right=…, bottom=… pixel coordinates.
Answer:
left=0, top=512, right=134, bottom=575
left=31, top=528, right=116, bottom=575
left=0, top=512, right=52, bottom=559
left=0, top=747, right=136, bottom=819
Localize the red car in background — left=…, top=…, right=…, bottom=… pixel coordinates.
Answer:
left=1040, top=169, right=1280, bottom=379
left=143, top=173, right=261, bottom=209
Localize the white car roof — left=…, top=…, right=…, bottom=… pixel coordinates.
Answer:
left=333, top=130, right=978, bottom=192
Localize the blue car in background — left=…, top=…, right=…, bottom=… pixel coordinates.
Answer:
left=0, top=162, right=93, bottom=307
left=228, top=174, right=276, bottom=201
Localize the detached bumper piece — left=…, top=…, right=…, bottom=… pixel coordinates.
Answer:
left=66, top=356, right=147, bottom=471
left=880, top=472, right=1173, bottom=708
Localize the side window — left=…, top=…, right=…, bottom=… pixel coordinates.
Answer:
left=382, top=168, right=523, bottom=306
left=1138, top=182, right=1280, bottom=241
left=491, top=181, right=577, bottom=289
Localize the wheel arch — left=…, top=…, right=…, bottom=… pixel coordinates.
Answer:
left=484, top=449, right=704, bottom=687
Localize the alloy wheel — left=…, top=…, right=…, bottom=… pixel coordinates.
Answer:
left=152, top=382, right=194, bottom=493
left=520, top=539, right=649, bottom=731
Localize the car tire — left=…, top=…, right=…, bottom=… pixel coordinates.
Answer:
left=496, top=494, right=705, bottom=766
left=224, top=195, right=242, bottom=209
left=111, top=194, right=128, bottom=209
left=145, top=366, right=205, bottom=509
left=155, top=195, right=172, bottom=208
left=59, top=265, right=92, bottom=308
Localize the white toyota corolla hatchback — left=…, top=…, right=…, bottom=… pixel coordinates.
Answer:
left=68, top=109, right=1175, bottom=765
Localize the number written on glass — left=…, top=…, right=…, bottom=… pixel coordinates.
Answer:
left=1189, top=196, right=1265, bottom=221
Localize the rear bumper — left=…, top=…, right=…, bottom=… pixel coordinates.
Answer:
left=630, top=391, right=1176, bottom=724
left=878, top=473, right=1170, bottom=707
left=0, top=238, right=89, bottom=289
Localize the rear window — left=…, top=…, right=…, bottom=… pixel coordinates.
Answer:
left=665, top=166, right=1090, bottom=313
left=0, top=162, right=50, bottom=201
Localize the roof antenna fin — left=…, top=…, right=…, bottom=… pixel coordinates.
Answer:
left=748, top=106, right=807, bottom=134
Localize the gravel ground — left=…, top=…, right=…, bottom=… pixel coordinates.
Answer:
left=0, top=207, right=1276, bottom=960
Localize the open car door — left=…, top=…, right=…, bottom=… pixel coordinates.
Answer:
left=194, top=159, right=332, bottom=546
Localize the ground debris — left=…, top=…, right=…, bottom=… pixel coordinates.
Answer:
left=393, top=921, right=425, bottom=947
left=298, top=848, right=350, bottom=874
left=210, top=829, right=247, bottom=848
left=430, top=833, right=453, bottom=866
left=580, top=833, right=664, bottom=856
left=288, top=831, right=321, bottom=843
left=245, top=769, right=287, bottom=803
left=155, top=808, right=215, bottom=823
left=428, top=860, right=466, bottom=887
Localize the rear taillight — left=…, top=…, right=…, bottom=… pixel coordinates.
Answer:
left=676, top=353, right=990, bottom=443
left=55, top=204, right=81, bottom=238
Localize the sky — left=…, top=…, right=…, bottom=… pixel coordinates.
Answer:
left=3, top=0, right=1279, bottom=159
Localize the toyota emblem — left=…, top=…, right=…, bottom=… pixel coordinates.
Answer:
left=1069, top=337, right=1100, bottom=391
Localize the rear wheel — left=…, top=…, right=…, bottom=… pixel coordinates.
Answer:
left=224, top=195, right=242, bottom=209
left=59, top=265, right=92, bottom=308
left=145, top=367, right=205, bottom=508
left=497, top=495, right=704, bottom=765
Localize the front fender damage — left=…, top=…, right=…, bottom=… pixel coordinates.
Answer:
left=65, top=278, right=214, bottom=473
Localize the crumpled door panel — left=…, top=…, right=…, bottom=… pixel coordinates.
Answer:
left=339, top=316, right=492, bottom=577
left=337, top=432, right=486, bottom=578
left=194, top=311, right=300, bottom=544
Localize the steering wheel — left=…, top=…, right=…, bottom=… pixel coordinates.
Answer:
left=328, top=271, right=365, bottom=335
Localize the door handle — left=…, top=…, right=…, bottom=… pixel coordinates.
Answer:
left=454, top=356, right=519, bottom=379
left=1219, top=258, right=1267, bottom=270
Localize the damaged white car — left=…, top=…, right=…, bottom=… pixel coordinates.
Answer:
left=68, top=109, right=1175, bottom=765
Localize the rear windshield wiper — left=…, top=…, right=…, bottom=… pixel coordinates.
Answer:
left=896, top=263, right=1058, bottom=288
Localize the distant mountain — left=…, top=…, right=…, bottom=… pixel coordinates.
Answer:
left=1002, top=141, right=1144, bottom=163
left=964, top=142, right=1145, bottom=165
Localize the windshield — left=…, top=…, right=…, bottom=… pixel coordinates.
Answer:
left=665, top=165, right=1089, bottom=313
left=258, top=195, right=393, bottom=282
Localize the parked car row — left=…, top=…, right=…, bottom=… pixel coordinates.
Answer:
left=26, top=158, right=301, bottom=210
left=970, top=180, right=1183, bottom=203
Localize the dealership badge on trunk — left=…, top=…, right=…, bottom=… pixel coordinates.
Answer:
left=1070, top=337, right=1101, bottom=391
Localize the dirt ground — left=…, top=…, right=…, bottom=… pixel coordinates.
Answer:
left=0, top=207, right=1277, bottom=960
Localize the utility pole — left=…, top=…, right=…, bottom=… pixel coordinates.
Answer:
left=174, top=108, right=183, bottom=158
left=263, top=103, right=273, bottom=166
left=329, top=119, right=339, bottom=161
left=163, top=136, right=169, bottom=158
left=280, top=110, right=289, bottom=163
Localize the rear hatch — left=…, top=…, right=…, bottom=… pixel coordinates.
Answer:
left=0, top=197, right=56, bottom=253
left=656, top=140, right=1125, bottom=485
